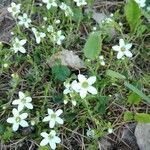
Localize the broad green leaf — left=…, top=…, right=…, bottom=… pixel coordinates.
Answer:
left=72, top=8, right=83, bottom=22
left=125, top=0, right=141, bottom=32
left=52, top=65, right=71, bottom=81
left=128, top=92, right=141, bottom=105
left=106, top=70, right=126, bottom=80
left=124, top=82, right=150, bottom=103
left=124, top=112, right=150, bottom=123
left=84, top=31, right=102, bottom=60
left=135, top=113, right=150, bottom=123
left=124, top=111, right=134, bottom=121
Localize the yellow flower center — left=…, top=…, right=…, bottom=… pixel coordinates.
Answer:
left=82, top=81, right=89, bottom=88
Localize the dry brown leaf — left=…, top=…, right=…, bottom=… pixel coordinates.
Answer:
left=48, top=50, right=86, bottom=70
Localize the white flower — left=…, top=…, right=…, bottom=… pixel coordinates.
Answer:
left=7, top=2, right=21, bottom=17
left=40, top=130, right=61, bottom=150
left=72, top=74, right=97, bottom=99
left=43, top=109, right=64, bottom=128
left=99, top=55, right=105, bottom=66
left=55, top=19, right=60, bottom=24
left=86, top=128, right=95, bottom=138
left=63, top=82, right=73, bottom=95
left=108, top=128, right=113, bottom=134
left=42, top=0, right=57, bottom=9
left=7, top=108, right=29, bottom=131
left=32, top=28, right=46, bottom=44
left=60, top=3, right=73, bottom=17
left=135, top=0, right=146, bottom=8
left=47, top=25, right=54, bottom=33
left=18, top=13, right=31, bottom=28
left=43, top=17, right=48, bottom=21
left=52, top=30, right=65, bottom=45
left=112, top=39, right=133, bottom=59
left=11, top=38, right=26, bottom=53
left=12, top=91, right=33, bottom=111
left=74, top=0, right=87, bottom=6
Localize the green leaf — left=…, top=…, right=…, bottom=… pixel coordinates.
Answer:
left=38, top=146, right=49, bottom=150
left=124, top=111, right=134, bottom=121
left=52, top=65, right=71, bottom=81
left=106, top=70, right=126, bottom=80
left=84, top=31, right=102, bottom=60
left=72, top=8, right=83, bottom=22
left=128, top=92, right=141, bottom=105
left=95, top=96, right=109, bottom=115
left=135, top=113, right=150, bottom=123
left=125, top=0, right=141, bottom=32
left=124, top=82, right=150, bottom=103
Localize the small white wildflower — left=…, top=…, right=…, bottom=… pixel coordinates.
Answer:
left=11, top=38, right=26, bottom=53
left=43, top=109, right=64, bottom=128
left=55, top=19, right=60, bottom=24
left=71, top=74, right=97, bottom=99
left=11, top=32, right=14, bottom=35
left=7, top=108, right=29, bottom=131
left=74, top=0, right=87, bottom=6
left=112, top=39, right=132, bottom=59
left=3, top=63, right=9, bottom=68
left=43, top=17, right=48, bottom=21
left=119, top=22, right=123, bottom=26
left=99, top=55, right=105, bottom=66
left=60, top=3, right=73, bottom=17
left=7, top=2, right=21, bottom=17
left=47, top=25, right=54, bottom=33
left=110, top=13, right=114, bottom=17
left=31, top=120, right=36, bottom=126
left=135, top=0, right=146, bottom=8
left=40, top=130, right=61, bottom=149
left=86, top=128, right=95, bottom=138
left=18, top=13, right=31, bottom=28
left=63, top=82, right=73, bottom=95
left=42, top=0, right=57, bottom=10
left=92, top=27, right=97, bottom=31
left=42, top=25, right=45, bottom=29
left=108, top=128, right=113, bottom=134
left=52, top=30, right=65, bottom=45
left=39, top=3, right=43, bottom=7
left=12, top=91, right=33, bottom=111
left=32, top=27, right=46, bottom=44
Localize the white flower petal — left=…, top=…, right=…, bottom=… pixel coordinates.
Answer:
left=72, top=100, right=77, bottom=106
left=40, top=139, right=49, bottom=146
left=54, top=136, right=61, bottom=143
left=119, top=39, right=125, bottom=47
left=18, top=103, right=24, bottom=111
left=12, top=123, right=19, bottom=131
left=20, top=39, right=26, bottom=45
left=49, top=141, right=56, bottom=150
left=25, top=103, right=33, bottom=109
left=87, top=86, right=97, bottom=95
left=125, top=43, right=132, bottom=50
left=56, top=117, right=64, bottom=125
left=12, top=108, right=19, bottom=116
left=20, top=113, right=28, bottom=119
left=19, top=47, right=26, bottom=53
left=41, top=132, right=48, bottom=138
left=43, top=116, right=50, bottom=122
left=87, top=76, right=96, bottom=85
left=112, top=45, right=120, bottom=51
left=26, top=97, right=32, bottom=102
left=20, top=120, right=29, bottom=127
left=19, top=91, right=25, bottom=99
left=80, top=89, right=87, bottom=99
left=48, top=109, right=53, bottom=115
left=55, top=109, right=63, bottom=116
left=12, top=99, right=20, bottom=105
left=49, top=120, right=55, bottom=128
left=117, top=52, right=124, bottom=59
left=71, top=80, right=80, bottom=92
left=78, top=74, right=86, bottom=82
left=124, top=50, right=133, bottom=58
left=7, top=117, right=15, bottom=123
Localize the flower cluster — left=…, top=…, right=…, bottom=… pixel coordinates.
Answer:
left=7, top=91, right=33, bottom=131
left=41, top=109, right=63, bottom=149
left=63, top=74, right=97, bottom=103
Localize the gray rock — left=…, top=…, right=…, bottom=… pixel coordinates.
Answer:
left=135, top=123, right=150, bottom=150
